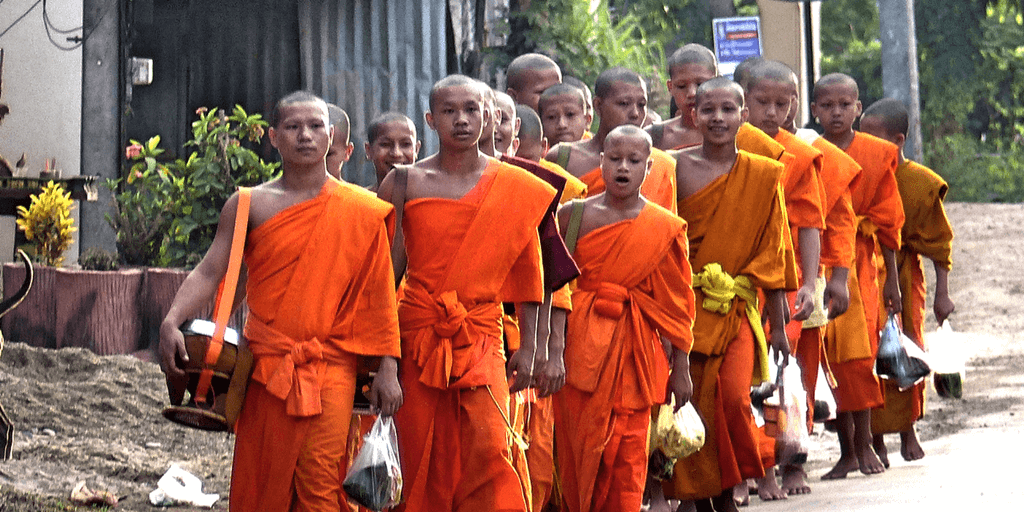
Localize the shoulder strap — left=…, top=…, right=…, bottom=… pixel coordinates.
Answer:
left=563, top=199, right=585, bottom=254
left=651, top=123, right=664, bottom=148
left=195, top=187, right=250, bottom=405
left=389, top=166, right=409, bottom=280
left=556, top=145, right=572, bottom=170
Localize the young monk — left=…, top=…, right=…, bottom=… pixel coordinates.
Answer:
left=646, top=44, right=717, bottom=150
left=507, top=53, right=562, bottom=112
left=494, top=91, right=522, bottom=156
left=538, top=84, right=593, bottom=147
left=377, top=74, right=558, bottom=512
left=326, top=104, right=355, bottom=179
left=812, top=73, right=905, bottom=480
left=364, top=112, right=421, bottom=191
left=545, top=67, right=677, bottom=213
left=159, top=91, right=402, bottom=511
left=741, top=60, right=826, bottom=502
left=860, top=98, right=955, bottom=466
left=664, top=78, right=794, bottom=512
left=563, top=76, right=596, bottom=140
left=552, top=125, right=695, bottom=512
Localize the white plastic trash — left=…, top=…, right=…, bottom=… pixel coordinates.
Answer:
left=149, top=464, right=220, bottom=508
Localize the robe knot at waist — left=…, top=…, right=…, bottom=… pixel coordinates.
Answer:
left=579, top=280, right=631, bottom=318
left=399, top=287, right=503, bottom=389
left=856, top=215, right=878, bottom=237
left=692, top=263, right=770, bottom=385
left=244, top=318, right=329, bottom=417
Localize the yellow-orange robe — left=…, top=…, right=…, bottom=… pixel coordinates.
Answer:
left=393, top=161, right=556, bottom=512
left=231, top=179, right=400, bottom=512
left=579, top=148, right=678, bottom=214
left=666, top=152, right=793, bottom=500
left=823, top=132, right=904, bottom=412
left=872, top=160, right=952, bottom=434
left=555, top=204, right=694, bottom=512
left=736, top=123, right=786, bottom=160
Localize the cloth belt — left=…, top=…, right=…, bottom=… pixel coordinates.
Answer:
left=856, top=215, right=878, bottom=238
left=400, top=286, right=503, bottom=389
left=244, top=318, right=333, bottom=417
left=692, top=262, right=770, bottom=384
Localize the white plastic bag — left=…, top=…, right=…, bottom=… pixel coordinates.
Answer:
left=773, top=365, right=811, bottom=465
left=876, top=314, right=931, bottom=391
left=342, top=416, right=403, bottom=511
left=648, top=398, right=705, bottom=480
left=813, top=364, right=838, bottom=422
left=926, top=321, right=966, bottom=398
left=148, top=464, right=219, bottom=508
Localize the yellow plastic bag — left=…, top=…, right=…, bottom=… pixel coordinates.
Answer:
left=652, top=398, right=705, bottom=460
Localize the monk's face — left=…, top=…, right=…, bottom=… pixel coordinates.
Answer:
left=859, top=115, right=904, bottom=148
left=427, top=85, right=489, bottom=149
left=811, top=84, right=861, bottom=139
left=493, top=97, right=519, bottom=155
left=782, top=92, right=799, bottom=133
left=693, top=87, right=747, bottom=146
left=667, top=63, right=716, bottom=124
left=325, top=128, right=354, bottom=179
left=269, top=101, right=333, bottom=168
left=601, top=134, right=651, bottom=198
left=508, top=67, right=561, bottom=111
left=539, top=94, right=590, bottom=145
left=595, top=81, right=647, bottom=131
left=365, top=119, right=420, bottom=181
left=746, top=78, right=796, bottom=138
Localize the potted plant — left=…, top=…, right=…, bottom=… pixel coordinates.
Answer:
left=2, top=182, right=144, bottom=354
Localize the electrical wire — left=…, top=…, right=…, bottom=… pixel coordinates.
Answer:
left=0, top=0, right=43, bottom=40
left=43, top=0, right=83, bottom=34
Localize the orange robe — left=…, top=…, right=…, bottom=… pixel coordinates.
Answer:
left=579, top=148, right=678, bottom=214
left=393, top=161, right=556, bottom=512
left=556, top=204, right=694, bottom=512
left=231, top=179, right=400, bottom=512
left=736, top=123, right=786, bottom=160
left=666, top=152, right=793, bottom=500
left=872, top=160, right=952, bottom=434
left=823, top=132, right=904, bottom=412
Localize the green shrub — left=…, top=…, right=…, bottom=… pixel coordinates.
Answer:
left=925, top=133, right=1024, bottom=202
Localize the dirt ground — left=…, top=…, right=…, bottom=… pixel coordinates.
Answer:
left=0, top=202, right=1021, bottom=511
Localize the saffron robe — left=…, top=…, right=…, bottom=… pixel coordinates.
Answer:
left=823, top=132, right=904, bottom=412
left=736, top=123, right=786, bottom=160
left=812, top=137, right=861, bottom=271
left=666, top=152, right=793, bottom=500
left=556, top=204, right=694, bottom=512
left=231, top=179, right=401, bottom=512
left=579, top=148, right=678, bottom=214
left=393, top=160, right=556, bottom=512
left=872, top=160, right=952, bottom=434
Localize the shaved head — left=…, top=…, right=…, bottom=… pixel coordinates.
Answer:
left=516, top=104, right=543, bottom=143
left=270, top=90, right=327, bottom=127
left=367, top=112, right=415, bottom=144
left=507, top=53, right=562, bottom=92
left=733, top=57, right=764, bottom=90
left=813, top=73, right=859, bottom=101
left=326, top=104, right=350, bottom=143
left=746, top=60, right=798, bottom=92
left=861, top=97, right=909, bottom=137
left=430, top=74, right=484, bottom=111
left=605, top=124, right=652, bottom=150
left=667, top=43, right=718, bottom=76
left=695, top=77, right=745, bottom=107
left=594, top=67, right=645, bottom=99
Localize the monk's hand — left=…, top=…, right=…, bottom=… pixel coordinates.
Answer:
left=533, top=352, right=565, bottom=398
left=369, top=356, right=403, bottom=417
left=792, top=284, right=815, bottom=322
left=882, top=272, right=902, bottom=315
left=669, top=353, right=693, bottom=410
left=506, top=346, right=535, bottom=394
left=823, top=272, right=850, bottom=319
left=770, top=325, right=791, bottom=368
left=158, top=320, right=188, bottom=380
left=934, top=294, right=955, bottom=326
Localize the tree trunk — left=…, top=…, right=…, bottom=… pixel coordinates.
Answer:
left=707, top=0, right=737, bottom=18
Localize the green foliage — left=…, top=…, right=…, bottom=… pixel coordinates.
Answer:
left=116, top=106, right=279, bottom=268
left=927, top=133, right=1024, bottom=202
left=79, top=247, right=120, bottom=271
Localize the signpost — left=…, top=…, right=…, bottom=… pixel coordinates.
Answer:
left=712, top=16, right=763, bottom=80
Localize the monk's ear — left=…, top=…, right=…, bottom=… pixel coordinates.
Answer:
left=740, top=106, right=750, bottom=123
left=364, top=141, right=372, bottom=160
left=646, top=155, right=653, bottom=173
left=894, top=132, right=906, bottom=148
left=514, top=117, right=522, bottom=137
left=541, top=137, right=549, bottom=157
left=268, top=126, right=279, bottom=149
left=344, top=142, right=355, bottom=162
left=510, top=137, right=520, bottom=157
left=424, top=110, right=435, bottom=131
left=855, top=100, right=863, bottom=116
left=415, top=140, right=422, bottom=157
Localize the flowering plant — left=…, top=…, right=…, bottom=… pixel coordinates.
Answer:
left=16, top=181, right=77, bottom=266
left=112, top=105, right=279, bottom=267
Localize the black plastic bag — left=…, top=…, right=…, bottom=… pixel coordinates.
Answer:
left=876, top=315, right=931, bottom=391
left=342, top=416, right=402, bottom=511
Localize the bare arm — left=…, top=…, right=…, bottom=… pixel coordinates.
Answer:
left=667, top=340, right=692, bottom=409
left=376, top=168, right=408, bottom=285
left=534, top=293, right=566, bottom=397
left=824, top=266, right=850, bottom=319
left=764, top=289, right=791, bottom=366
left=932, top=262, right=954, bottom=325
left=792, top=227, right=822, bottom=321
left=880, top=245, right=902, bottom=315
left=508, top=302, right=541, bottom=393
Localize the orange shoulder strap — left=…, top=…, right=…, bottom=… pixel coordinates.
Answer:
left=195, top=188, right=251, bottom=404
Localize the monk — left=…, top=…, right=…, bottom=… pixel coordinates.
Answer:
left=546, top=67, right=677, bottom=214
left=538, top=84, right=593, bottom=147
left=860, top=98, right=955, bottom=467
left=741, top=60, right=827, bottom=502
left=664, top=78, right=794, bottom=512
left=159, top=91, right=402, bottom=512
left=364, top=112, right=421, bottom=192
left=326, top=104, right=355, bottom=179
left=552, top=125, right=695, bottom=512
left=377, top=74, right=558, bottom=512
left=646, top=44, right=717, bottom=151
left=494, top=91, right=522, bottom=156
left=507, top=53, right=562, bottom=112
left=812, top=73, right=905, bottom=480
left=563, top=75, right=595, bottom=135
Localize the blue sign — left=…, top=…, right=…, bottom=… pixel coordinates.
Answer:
left=712, top=16, right=763, bottom=80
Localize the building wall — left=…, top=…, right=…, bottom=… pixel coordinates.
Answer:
left=0, top=0, right=84, bottom=262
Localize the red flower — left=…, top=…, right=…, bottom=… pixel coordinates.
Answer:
left=196, top=107, right=208, bottom=116
left=125, top=143, right=144, bottom=159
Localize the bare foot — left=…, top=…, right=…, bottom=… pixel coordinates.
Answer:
left=872, top=434, right=891, bottom=468
left=756, top=467, right=787, bottom=501
left=732, top=481, right=749, bottom=507
left=857, top=444, right=886, bottom=475
left=781, top=465, right=811, bottom=495
left=900, top=428, right=925, bottom=461
left=821, top=454, right=859, bottom=480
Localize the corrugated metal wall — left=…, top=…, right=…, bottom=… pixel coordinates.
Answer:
left=299, top=0, right=447, bottom=186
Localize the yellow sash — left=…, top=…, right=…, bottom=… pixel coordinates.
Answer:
left=692, top=262, right=770, bottom=385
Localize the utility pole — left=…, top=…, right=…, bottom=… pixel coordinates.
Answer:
left=878, top=0, right=922, bottom=161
